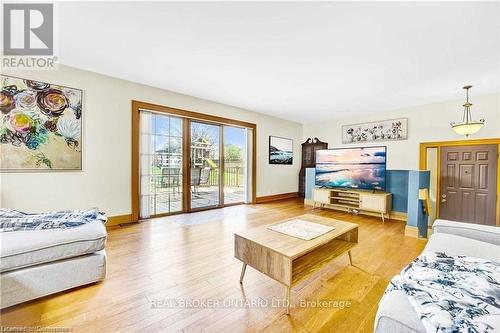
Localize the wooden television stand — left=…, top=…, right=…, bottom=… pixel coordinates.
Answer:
left=313, top=187, right=392, bottom=222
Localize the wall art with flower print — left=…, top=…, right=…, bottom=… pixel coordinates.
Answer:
left=341, top=118, right=408, bottom=144
left=0, top=75, right=83, bottom=171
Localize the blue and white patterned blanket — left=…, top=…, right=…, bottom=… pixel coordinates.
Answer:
left=386, top=252, right=500, bottom=333
left=0, top=208, right=107, bottom=232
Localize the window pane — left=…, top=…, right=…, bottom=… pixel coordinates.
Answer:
left=169, top=137, right=182, bottom=154
left=224, top=126, right=246, bottom=204
left=140, top=134, right=154, bottom=154
left=154, top=135, right=168, bottom=152
left=140, top=111, right=153, bottom=134
left=190, top=121, right=220, bottom=209
left=154, top=114, right=170, bottom=136
left=139, top=112, right=183, bottom=217
left=170, top=117, right=182, bottom=137
left=155, top=193, right=169, bottom=214
left=140, top=176, right=152, bottom=194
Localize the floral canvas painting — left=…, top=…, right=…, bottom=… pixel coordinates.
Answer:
left=342, top=118, right=408, bottom=144
left=0, top=75, right=83, bottom=171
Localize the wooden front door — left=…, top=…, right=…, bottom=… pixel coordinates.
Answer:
left=439, top=144, right=498, bottom=225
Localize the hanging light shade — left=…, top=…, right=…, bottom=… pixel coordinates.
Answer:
left=450, top=85, right=485, bottom=137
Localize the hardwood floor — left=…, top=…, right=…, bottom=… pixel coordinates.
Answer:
left=0, top=199, right=426, bottom=332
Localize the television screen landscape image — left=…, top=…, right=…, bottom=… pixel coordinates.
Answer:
left=315, top=146, right=386, bottom=190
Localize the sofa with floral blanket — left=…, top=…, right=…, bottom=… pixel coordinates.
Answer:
left=0, top=209, right=107, bottom=308
left=374, top=219, right=500, bottom=333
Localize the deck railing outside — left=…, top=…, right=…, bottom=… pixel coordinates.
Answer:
left=207, top=161, right=244, bottom=187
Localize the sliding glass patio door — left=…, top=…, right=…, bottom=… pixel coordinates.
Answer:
left=223, top=126, right=247, bottom=204
left=137, top=107, right=252, bottom=218
left=190, top=121, right=221, bottom=210
left=139, top=111, right=183, bottom=218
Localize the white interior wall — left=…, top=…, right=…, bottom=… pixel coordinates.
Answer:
left=2, top=65, right=498, bottom=217
left=0, top=65, right=302, bottom=216
left=303, top=93, right=500, bottom=170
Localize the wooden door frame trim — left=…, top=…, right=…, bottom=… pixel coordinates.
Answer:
left=131, top=100, right=257, bottom=222
left=219, top=123, right=225, bottom=207
left=419, top=138, right=500, bottom=225
left=133, top=100, right=257, bottom=129
left=182, top=118, right=191, bottom=213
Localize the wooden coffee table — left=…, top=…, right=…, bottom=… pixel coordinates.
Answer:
left=234, top=214, right=358, bottom=314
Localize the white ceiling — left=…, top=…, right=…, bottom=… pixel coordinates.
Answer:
left=58, top=2, right=499, bottom=123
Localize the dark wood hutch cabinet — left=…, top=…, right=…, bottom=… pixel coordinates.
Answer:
left=298, top=138, right=328, bottom=197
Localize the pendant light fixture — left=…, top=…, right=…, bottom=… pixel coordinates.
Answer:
left=450, top=85, right=485, bottom=137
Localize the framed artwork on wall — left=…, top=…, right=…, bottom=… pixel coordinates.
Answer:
left=269, top=136, right=293, bottom=165
left=0, top=75, right=83, bottom=171
left=341, top=118, right=408, bottom=143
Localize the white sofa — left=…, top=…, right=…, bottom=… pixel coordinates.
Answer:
left=0, top=220, right=107, bottom=308
left=374, top=219, right=500, bottom=333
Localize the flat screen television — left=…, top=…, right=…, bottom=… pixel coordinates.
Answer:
left=315, top=146, right=387, bottom=191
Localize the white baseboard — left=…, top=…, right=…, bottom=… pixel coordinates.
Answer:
left=389, top=211, right=407, bottom=222
left=405, top=225, right=432, bottom=239
left=304, top=198, right=315, bottom=206
left=404, top=225, right=419, bottom=238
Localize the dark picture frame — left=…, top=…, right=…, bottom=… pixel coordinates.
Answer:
left=269, top=136, right=293, bottom=165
